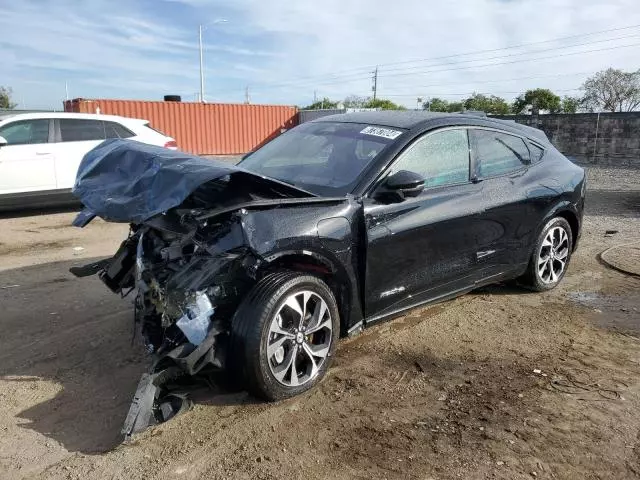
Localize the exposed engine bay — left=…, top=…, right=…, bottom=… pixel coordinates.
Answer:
left=74, top=213, right=258, bottom=439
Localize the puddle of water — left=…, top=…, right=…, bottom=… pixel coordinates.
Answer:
left=567, top=291, right=640, bottom=335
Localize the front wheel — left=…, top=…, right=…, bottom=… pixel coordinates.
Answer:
left=229, top=272, right=340, bottom=401
left=520, top=217, right=573, bottom=291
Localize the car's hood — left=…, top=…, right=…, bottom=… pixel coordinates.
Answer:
left=72, top=139, right=316, bottom=225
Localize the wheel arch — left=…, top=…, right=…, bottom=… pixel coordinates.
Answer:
left=539, top=201, right=581, bottom=252
left=555, top=209, right=580, bottom=251
left=257, top=250, right=360, bottom=337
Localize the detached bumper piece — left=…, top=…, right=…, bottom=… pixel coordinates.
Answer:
left=121, top=367, right=192, bottom=442
left=121, top=322, right=225, bottom=442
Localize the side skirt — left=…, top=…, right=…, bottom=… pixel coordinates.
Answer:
left=362, top=267, right=526, bottom=329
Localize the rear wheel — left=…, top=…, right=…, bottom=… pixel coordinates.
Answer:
left=521, top=217, right=573, bottom=291
left=229, top=272, right=339, bottom=401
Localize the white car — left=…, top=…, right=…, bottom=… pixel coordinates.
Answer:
left=0, top=112, right=177, bottom=210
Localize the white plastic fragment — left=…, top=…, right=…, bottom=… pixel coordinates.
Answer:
left=1, top=284, right=20, bottom=289
left=72, top=246, right=85, bottom=255
left=533, top=369, right=542, bottom=374
left=176, top=292, right=214, bottom=345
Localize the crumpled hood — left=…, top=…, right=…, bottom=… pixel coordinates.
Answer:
left=72, top=139, right=315, bottom=224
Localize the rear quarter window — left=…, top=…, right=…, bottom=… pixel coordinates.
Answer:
left=529, top=143, right=545, bottom=163
left=105, top=121, right=135, bottom=139
left=472, top=129, right=530, bottom=178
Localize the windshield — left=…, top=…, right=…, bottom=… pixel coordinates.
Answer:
left=239, top=122, right=404, bottom=196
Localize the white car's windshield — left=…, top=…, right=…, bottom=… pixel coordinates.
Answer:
left=239, top=122, right=404, bottom=196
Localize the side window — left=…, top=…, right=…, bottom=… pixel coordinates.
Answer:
left=529, top=143, right=545, bottom=163
left=59, top=119, right=105, bottom=142
left=390, top=129, right=470, bottom=188
left=0, top=119, right=50, bottom=145
left=472, top=129, right=530, bottom=178
left=105, top=122, right=135, bottom=139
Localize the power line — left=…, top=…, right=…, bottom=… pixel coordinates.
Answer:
left=223, top=23, right=640, bottom=91
left=381, top=88, right=582, bottom=98
left=367, top=23, right=640, bottom=70
left=378, top=33, right=640, bottom=74
left=289, top=41, right=640, bottom=91
left=241, top=39, right=640, bottom=94
left=376, top=42, right=640, bottom=79
left=387, top=70, right=595, bottom=90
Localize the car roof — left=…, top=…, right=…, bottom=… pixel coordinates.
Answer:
left=0, top=112, right=147, bottom=123
left=312, top=111, right=550, bottom=144
left=312, top=111, right=458, bottom=129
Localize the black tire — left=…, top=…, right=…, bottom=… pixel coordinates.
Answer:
left=520, top=217, right=573, bottom=291
left=228, top=271, right=340, bottom=401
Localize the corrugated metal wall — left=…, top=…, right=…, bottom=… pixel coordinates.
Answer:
left=63, top=99, right=298, bottom=155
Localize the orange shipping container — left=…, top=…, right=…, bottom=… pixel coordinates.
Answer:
left=63, top=99, right=298, bottom=156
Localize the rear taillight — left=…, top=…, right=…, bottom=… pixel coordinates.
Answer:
left=164, top=140, right=178, bottom=149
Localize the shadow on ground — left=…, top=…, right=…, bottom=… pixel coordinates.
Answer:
left=0, top=258, right=143, bottom=453
left=585, top=189, right=640, bottom=217
left=0, top=257, right=257, bottom=454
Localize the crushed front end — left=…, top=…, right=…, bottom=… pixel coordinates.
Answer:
left=68, top=139, right=320, bottom=440
left=93, top=211, right=259, bottom=440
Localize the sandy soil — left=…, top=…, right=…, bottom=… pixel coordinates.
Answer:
left=0, top=167, right=638, bottom=480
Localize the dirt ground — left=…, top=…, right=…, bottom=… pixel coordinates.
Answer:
left=0, top=166, right=639, bottom=480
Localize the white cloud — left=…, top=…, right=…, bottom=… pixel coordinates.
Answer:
left=3, top=0, right=640, bottom=109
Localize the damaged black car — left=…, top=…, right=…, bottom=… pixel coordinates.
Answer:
left=71, top=111, right=585, bottom=438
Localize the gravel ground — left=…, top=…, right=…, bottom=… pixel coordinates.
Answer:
left=585, top=166, right=640, bottom=191
left=0, top=166, right=638, bottom=480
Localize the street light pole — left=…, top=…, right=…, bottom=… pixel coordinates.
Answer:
left=199, top=24, right=204, bottom=103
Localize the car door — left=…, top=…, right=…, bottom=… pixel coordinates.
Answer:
left=0, top=119, right=56, bottom=194
left=52, top=118, right=107, bottom=190
left=363, top=127, right=489, bottom=321
left=468, top=128, right=536, bottom=276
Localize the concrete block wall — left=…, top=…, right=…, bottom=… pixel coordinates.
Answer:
left=492, top=112, right=640, bottom=168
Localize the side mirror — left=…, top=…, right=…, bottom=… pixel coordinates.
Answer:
left=0, top=136, right=7, bottom=147
left=375, top=170, right=425, bottom=202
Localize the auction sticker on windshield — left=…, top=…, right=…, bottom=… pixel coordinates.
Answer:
left=360, top=126, right=403, bottom=140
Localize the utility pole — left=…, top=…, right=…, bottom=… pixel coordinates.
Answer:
left=244, top=85, right=250, bottom=104
left=371, top=66, right=378, bottom=101
left=313, top=90, right=317, bottom=103
left=199, top=24, right=204, bottom=103
left=65, top=81, right=69, bottom=101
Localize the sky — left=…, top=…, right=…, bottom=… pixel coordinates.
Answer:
left=2, top=0, right=640, bottom=110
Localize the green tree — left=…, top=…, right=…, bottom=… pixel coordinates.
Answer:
left=0, top=86, right=16, bottom=109
left=447, top=101, right=464, bottom=112
left=425, top=97, right=449, bottom=112
left=463, top=93, right=510, bottom=114
left=363, top=98, right=406, bottom=110
left=512, top=88, right=562, bottom=114
left=561, top=96, right=581, bottom=113
left=582, top=68, right=640, bottom=112
left=302, top=98, right=339, bottom=110
left=424, top=98, right=464, bottom=112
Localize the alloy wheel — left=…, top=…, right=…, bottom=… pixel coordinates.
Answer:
left=266, top=290, right=333, bottom=387
left=538, top=226, right=569, bottom=284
